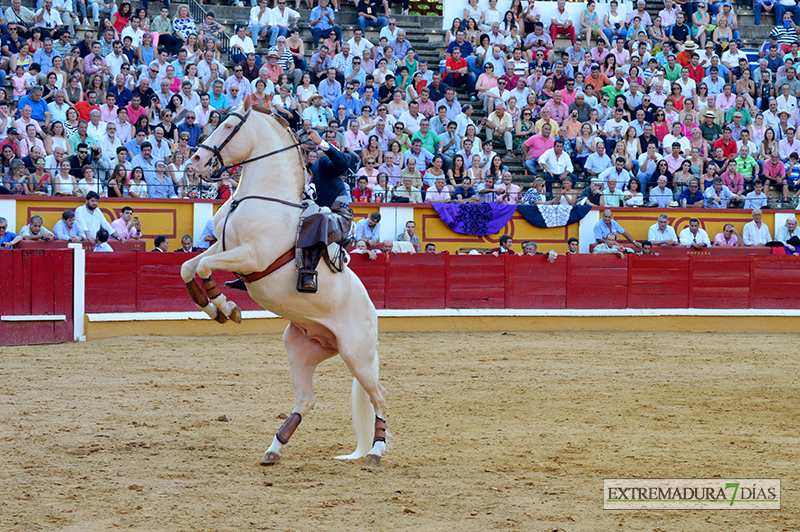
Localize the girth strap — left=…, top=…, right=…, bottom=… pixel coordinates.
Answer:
left=238, top=249, right=296, bottom=284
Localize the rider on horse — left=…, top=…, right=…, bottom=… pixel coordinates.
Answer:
left=226, top=129, right=352, bottom=293
left=295, top=129, right=353, bottom=292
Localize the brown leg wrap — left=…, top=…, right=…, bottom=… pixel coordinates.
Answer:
left=186, top=279, right=209, bottom=307
left=373, top=416, right=387, bottom=444
left=202, top=276, right=222, bottom=300
left=275, top=412, right=302, bottom=445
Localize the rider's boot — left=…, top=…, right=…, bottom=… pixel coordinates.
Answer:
left=297, top=244, right=323, bottom=293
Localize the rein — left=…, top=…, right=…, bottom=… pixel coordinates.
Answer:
left=197, top=109, right=305, bottom=181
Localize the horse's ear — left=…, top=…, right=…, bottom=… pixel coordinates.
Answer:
left=244, top=95, right=252, bottom=112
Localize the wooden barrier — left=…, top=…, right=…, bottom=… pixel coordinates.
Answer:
left=0, top=250, right=74, bottom=346
left=81, top=252, right=800, bottom=314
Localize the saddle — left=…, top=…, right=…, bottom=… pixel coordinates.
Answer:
left=295, top=200, right=352, bottom=276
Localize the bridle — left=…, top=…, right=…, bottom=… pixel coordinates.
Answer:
left=196, top=108, right=305, bottom=181
left=196, top=106, right=308, bottom=253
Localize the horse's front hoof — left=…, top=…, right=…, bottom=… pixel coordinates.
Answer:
left=261, top=451, right=281, bottom=465
left=229, top=304, right=242, bottom=324
left=214, top=308, right=228, bottom=324
left=364, top=453, right=382, bottom=467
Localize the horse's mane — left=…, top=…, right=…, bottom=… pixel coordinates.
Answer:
left=234, top=102, right=305, bottom=198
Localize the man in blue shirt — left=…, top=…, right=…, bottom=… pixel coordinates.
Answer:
left=177, top=113, right=203, bottom=147
left=107, top=74, right=133, bottom=108
left=125, top=129, right=147, bottom=161
left=17, top=87, right=50, bottom=125
left=332, top=82, right=362, bottom=119
left=32, top=38, right=59, bottom=80
left=593, top=209, right=640, bottom=246
left=309, top=0, right=341, bottom=48
left=0, top=217, right=23, bottom=249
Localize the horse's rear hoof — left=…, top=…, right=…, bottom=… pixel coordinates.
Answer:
left=261, top=451, right=280, bottom=465
left=364, top=453, right=382, bottom=467
left=229, top=304, right=242, bottom=324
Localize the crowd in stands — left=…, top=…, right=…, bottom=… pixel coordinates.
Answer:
left=0, top=0, right=798, bottom=210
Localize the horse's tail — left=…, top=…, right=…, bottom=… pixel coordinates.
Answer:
left=335, top=355, right=378, bottom=459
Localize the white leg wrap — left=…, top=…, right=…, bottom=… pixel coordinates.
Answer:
left=367, top=440, right=386, bottom=456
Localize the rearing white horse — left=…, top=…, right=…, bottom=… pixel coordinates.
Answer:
left=181, top=100, right=387, bottom=466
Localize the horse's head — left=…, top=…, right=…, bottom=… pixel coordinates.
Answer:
left=190, top=99, right=257, bottom=173
left=190, top=99, right=304, bottom=198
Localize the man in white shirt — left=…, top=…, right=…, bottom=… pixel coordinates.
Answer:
left=347, top=29, right=374, bottom=58
left=602, top=107, right=628, bottom=153
left=398, top=100, right=423, bottom=135
left=250, top=0, right=274, bottom=41
left=98, top=122, right=122, bottom=166
left=599, top=157, right=631, bottom=190
left=75, top=192, right=121, bottom=245
left=48, top=89, right=70, bottom=124
left=379, top=17, right=401, bottom=41
left=120, top=16, right=144, bottom=49
left=679, top=218, right=711, bottom=249
left=648, top=176, right=673, bottom=208
left=721, top=40, right=748, bottom=72
left=647, top=214, right=679, bottom=245
left=538, top=138, right=573, bottom=196
left=104, top=40, right=129, bottom=78
left=147, top=126, right=172, bottom=164
left=269, top=2, right=300, bottom=47
left=743, top=208, right=773, bottom=246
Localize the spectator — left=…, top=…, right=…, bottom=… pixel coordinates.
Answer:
left=75, top=191, right=121, bottom=245
left=743, top=208, right=773, bottom=245
left=392, top=175, right=422, bottom=203
left=704, top=175, right=741, bottom=208
left=593, top=232, right=632, bottom=257
left=522, top=122, right=555, bottom=176
left=579, top=178, right=607, bottom=207
left=396, top=220, right=420, bottom=252
left=175, top=235, right=201, bottom=252
left=714, top=223, right=744, bottom=246
left=679, top=179, right=706, bottom=207
left=743, top=180, right=769, bottom=209
left=491, top=234, right=515, bottom=255
left=0, top=217, right=23, bottom=249
left=647, top=214, right=679, bottom=245
left=152, top=235, right=170, bottom=252
left=354, top=212, right=381, bottom=247
left=593, top=209, right=639, bottom=246
left=679, top=218, right=711, bottom=248
left=93, top=228, right=113, bottom=252
left=53, top=210, right=83, bottom=243
left=776, top=216, right=800, bottom=251
left=111, top=206, right=141, bottom=241
left=19, top=215, right=55, bottom=241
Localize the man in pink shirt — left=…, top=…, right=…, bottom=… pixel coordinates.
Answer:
left=110, top=206, right=141, bottom=241
left=523, top=122, right=555, bottom=175
left=716, top=84, right=737, bottom=113
left=544, top=90, right=569, bottom=125
left=343, top=119, right=368, bottom=166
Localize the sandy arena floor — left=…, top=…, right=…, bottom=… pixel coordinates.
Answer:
left=1, top=331, right=799, bottom=531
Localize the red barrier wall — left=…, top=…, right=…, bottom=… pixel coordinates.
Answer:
left=1, top=250, right=73, bottom=346
left=82, top=252, right=800, bottom=314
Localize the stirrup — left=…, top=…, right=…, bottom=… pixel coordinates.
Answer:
left=224, top=278, right=248, bottom=291
left=297, top=269, right=318, bottom=293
